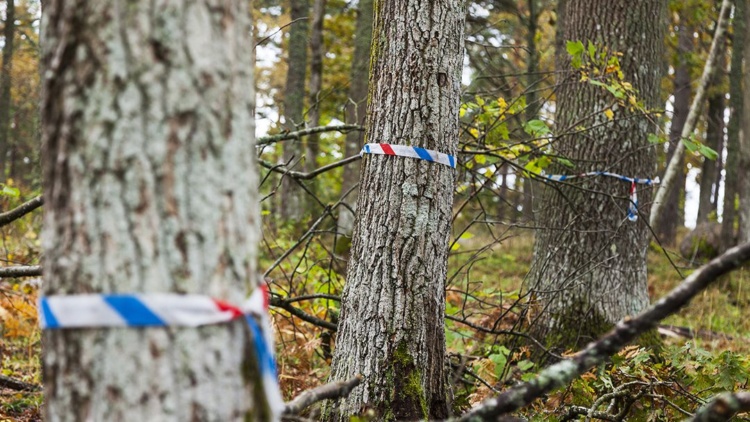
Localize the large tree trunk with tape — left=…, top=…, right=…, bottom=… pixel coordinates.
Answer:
left=324, top=1, right=465, bottom=420
left=40, top=2, right=271, bottom=420
left=527, top=0, right=665, bottom=352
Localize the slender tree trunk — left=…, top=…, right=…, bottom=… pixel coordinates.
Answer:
left=280, top=0, right=310, bottom=221
left=41, top=2, right=268, bottom=420
left=528, top=0, right=665, bottom=350
left=660, top=23, right=693, bottom=238
left=0, top=0, right=15, bottom=179
left=741, top=0, right=750, bottom=243
left=336, top=0, right=373, bottom=236
left=325, top=1, right=466, bottom=420
left=699, top=89, right=725, bottom=224
left=305, top=0, right=325, bottom=175
left=521, top=0, right=541, bottom=223
left=722, top=0, right=744, bottom=250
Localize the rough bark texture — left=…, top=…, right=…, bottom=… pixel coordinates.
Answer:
left=41, top=2, right=267, bottom=421
left=0, top=0, right=15, bottom=178
left=325, top=1, right=466, bottom=420
left=722, top=0, right=744, bottom=250
left=528, top=0, right=664, bottom=350
left=660, top=23, right=693, bottom=238
left=337, top=0, right=373, bottom=236
left=280, top=0, right=310, bottom=221
left=741, top=0, right=750, bottom=244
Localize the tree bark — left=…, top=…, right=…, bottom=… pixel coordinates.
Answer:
left=660, top=23, right=693, bottom=238
left=741, top=0, right=750, bottom=244
left=722, top=0, right=744, bottom=250
left=337, top=0, right=373, bottom=236
left=521, top=0, right=541, bottom=223
left=528, top=0, right=665, bottom=350
left=280, top=0, right=310, bottom=221
left=698, top=87, right=724, bottom=224
left=41, top=2, right=268, bottom=420
left=0, top=0, right=15, bottom=178
left=324, top=1, right=466, bottom=420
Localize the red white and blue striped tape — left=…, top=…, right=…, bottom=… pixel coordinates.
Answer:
left=360, top=143, right=457, bottom=168
left=541, top=171, right=659, bottom=222
left=39, top=285, right=284, bottom=418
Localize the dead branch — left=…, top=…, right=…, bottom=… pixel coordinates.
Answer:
left=259, top=155, right=361, bottom=180
left=0, top=375, right=41, bottom=392
left=456, top=241, right=750, bottom=421
left=256, top=125, right=364, bottom=146
left=0, top=195, right=43, bottom=228
left=0, top=265, right=42, bottom=278
left=283, top=375, right=363, bottom=416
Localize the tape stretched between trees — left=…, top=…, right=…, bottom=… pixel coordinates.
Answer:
left=360, top=143, right=457, bottom=168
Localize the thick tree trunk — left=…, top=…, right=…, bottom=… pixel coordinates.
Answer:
left=741, top=0, right=750, bottom=244
left=660, top=23, right=693, bottom=238
left=722, top=0, right=744, bottom=250
left=325, top=1, right=466, bottom=420
left=41, top=2, right=268, bottom=420
left=336, top=0, right=372, bottom=236
left=0, top=0, right=15, bottom=178
left=280, top=0, right=310, bottom=221
left=305, top=0, right=325, bottom=175
left=528, top=0, right=664, bottom=350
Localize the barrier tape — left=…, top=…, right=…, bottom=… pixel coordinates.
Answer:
left=360, top=143, right=456, bottom=168
left=39, top=285, right=284, bottom=419
left=541, top=171, right=659, bottom=222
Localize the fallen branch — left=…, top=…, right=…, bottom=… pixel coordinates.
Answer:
left=0, top=375, right=41, bottom=392
left=456, top=241, right=750, bottom=421
left=257, top=125, right=364, bottom=146
left=689, top=392, right=750, bottom=421
left=283, top=375, right=363, bottom=416
left=0, top=265, right=42, bottom=278
left=0, top=195, right=44, bottom=228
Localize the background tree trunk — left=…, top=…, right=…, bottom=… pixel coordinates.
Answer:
left=325, top=1, right=466, bottom=420
left=41, top=2, right=268, bottom=420
left=661, top=22, right=693, bottom=237
left=721, top=0, right=744, bottom=250
left=528, top=0, right=665, bottom=351
left=698, top=85, right=724, bottom=224
left=280, top=0, right=310, bottom=221
left=741, top=0, right=750, bottom=243
left=336, top=0, right=373, bottom=236
left=305, top=0, right=325, bottom=176
left=0, top=0, right=15, bottom=179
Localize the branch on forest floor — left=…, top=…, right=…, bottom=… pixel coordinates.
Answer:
left=0, top=375, right=41, bottom=392
left=455, top=241, right=750, bottom=421
left=256, top=125, right=364, bottom=146
left=0, top=196, right=43, bottom=228
left=283, top=375, right=362, bottom=416
left=689, top=392, right=750, bottom=421
left=0, top=265, right=42, bottom=278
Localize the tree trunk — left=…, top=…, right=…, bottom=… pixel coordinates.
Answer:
left=722, top=0, right=744, bottom=250
left=699, top=89, right=724, bottom=224
left=521, top=0, right=541, bottom=223
left=280, top=0, right=310, bottom=221
left=528, top=0, right=665, bottom=350
left=336, top=0, right=373, bottom=236
left=41, top=2, right=269, bottom=420
left=660, top=23, right=693, bottom=238
left=0, top=0, right=15, bottom=179
left=324, top=1, right=466, bottom=420
left=305, top=0, right=325, bottom=175
left=741, top=0, right=750, bottom=243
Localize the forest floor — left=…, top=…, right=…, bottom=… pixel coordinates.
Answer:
left=1, top=228, right=749, bottom=420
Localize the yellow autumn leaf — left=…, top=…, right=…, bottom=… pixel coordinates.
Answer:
left=604, top=108, right=614, bottom=120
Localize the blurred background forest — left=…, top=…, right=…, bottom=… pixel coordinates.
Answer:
left=2, top=0, right=750, bottom=420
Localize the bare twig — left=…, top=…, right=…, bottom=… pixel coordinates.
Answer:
left=259, top=155, right=362, bottom=180
left=0, top=265, right=42, bottom=278
left=256, top=125, right=364, bottom=146
left=456, top=241, right=750, bottom=421
left=0, top=375, right=41, bottom=392
left=283, top=375, right=363, bottom=416
left=0, top=195, right=43, bottom=228
left=689, top=392, right=750, bottom=421
left=270, top=295, right=338, bottom=331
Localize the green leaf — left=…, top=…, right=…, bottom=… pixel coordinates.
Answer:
left=1, top=185, right=20, bottom=197
left=523, top=119, right=550, bottom=136
left=699, top=144, right=719, bottom=160
left=647, top=133, right=663, bottom=144
left=566, top=40, right=584, bottom=68
left=556, top=157, right=575, bottom=168
left=587, top=41, right=596, bottom=60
